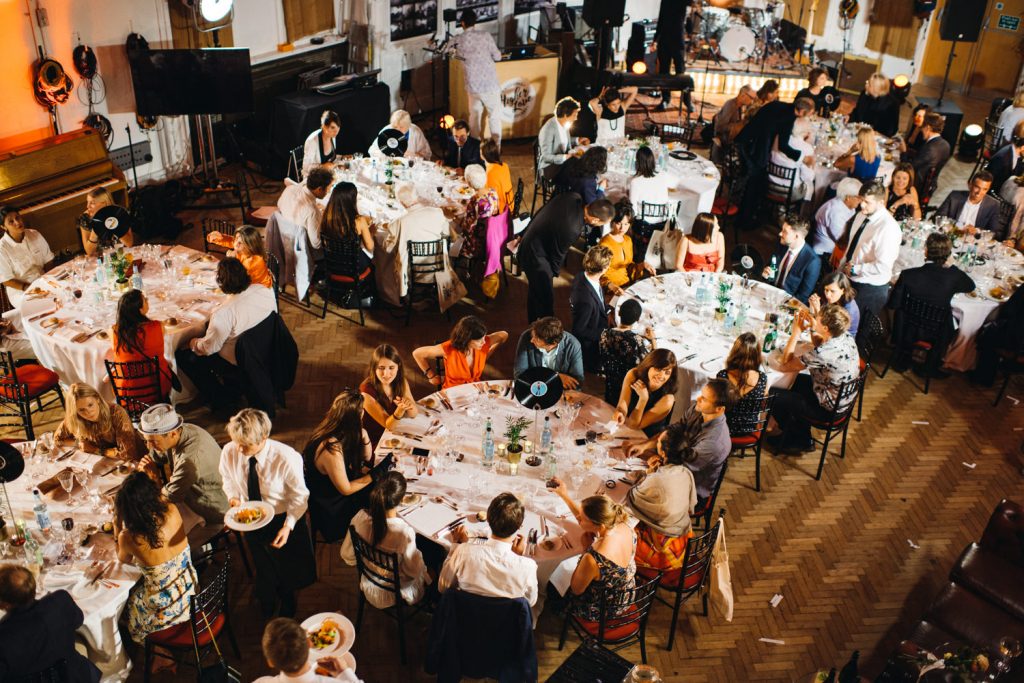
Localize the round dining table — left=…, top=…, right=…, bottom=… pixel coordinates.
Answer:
left=809, top=117, right=897, bottom=211
left=618, top=272, right=802, bottom=420
left=893, top=221, right=1024, bottom=371
left=600, top=137, right=722, bottom=233
left=375, top=380, right=647, bottom=616
left=20, top=245, right=225, bottom=403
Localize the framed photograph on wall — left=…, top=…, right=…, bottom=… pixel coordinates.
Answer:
left=456, top=0, right=498, bottom=23
left=514, top=0, right=545, bottom=15
left=391, top=0, right=437, bottom=41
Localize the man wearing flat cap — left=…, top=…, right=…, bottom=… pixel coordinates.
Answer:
left=137, top=404, right=228, bottom=525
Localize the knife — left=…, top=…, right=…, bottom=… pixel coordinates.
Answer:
left=56, top=448, right=76, bottom=461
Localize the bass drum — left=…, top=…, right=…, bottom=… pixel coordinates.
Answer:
left=719, top=25, right=757, bottom=62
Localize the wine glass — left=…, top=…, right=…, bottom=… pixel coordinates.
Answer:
left=57, top=470, right=75, bottom=505
left=994, top=637, right=1023, bottom=677
left=74, top=470, right=90, bottom=501
left=37, top=432, right=54, bottom=460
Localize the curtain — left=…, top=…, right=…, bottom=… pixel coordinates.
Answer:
left=282, top=0, right=337, bottom=43
left=865, top=0, right=922, bottom=59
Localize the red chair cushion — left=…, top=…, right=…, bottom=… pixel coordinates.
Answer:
left=712, top=197, right=739, bottom=216
left=146, top=613, right=225, bottom=648
left=636, top=566, right=706, bottom=591
left=0, top=365, right=60, bottom=401
left=913, top=341, right=933, bottom=351
left=859, top=357, right=866, bottom=371
left=731, top=431, right=761, bottom=448
left=329, top=267, right=373, bottom=283
left=572, top=605, right=641, bottom=642
left=807, top=414, right=849, bottom=429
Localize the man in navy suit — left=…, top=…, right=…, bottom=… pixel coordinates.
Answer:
left=443, top=120, right=482, bottom=171
left=764, top=215, right=820, bottom=304
left=570, top=245, right=612, bottom=372
left=935, top=171, right=1003, bottom=236
left=0, top=565, right=100, bottom=683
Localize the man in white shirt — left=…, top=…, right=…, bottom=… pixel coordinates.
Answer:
left=254, top=617, right=362, bottom=683
left=812, top=178, right=862, bottom=260
left=220, top=409, right=316, bottom=618
left=839, top=182, right=902, bottom=318
left=390, top=183, right=451, bottom=302
left=441, top=492, right=538, bottom=608
left=0, top=206, right=53, bottom=308
left=450, top=9, right=503, bottom=146
left=175, top=259, right=277, bottom=411
left=369, top=109, right=432, bottom=160
left=278, top=167, right=332, bottom=251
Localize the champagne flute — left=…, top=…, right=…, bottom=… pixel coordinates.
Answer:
left=74, top=470, right=90, bottom=503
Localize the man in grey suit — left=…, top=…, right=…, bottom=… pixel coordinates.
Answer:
left=911, top=112, right=951, bottom=199
left=935, top=171, right=1003, bottom=236
left=537, top=98, right=589, bottom=180
left=513, top=317, right=585, bottom=390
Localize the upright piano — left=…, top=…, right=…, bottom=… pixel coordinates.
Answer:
left=0, top=128, right=128, bottom=256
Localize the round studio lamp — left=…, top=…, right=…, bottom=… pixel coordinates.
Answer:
left=631, top=60, right=648, bottom=75
left=958, top=123, right=984, bottom=160
left=440, top=114, right=455, bottom=130
left=199, top=0, right=233, bottom=22
left=891, top=74, right=911, bottom=101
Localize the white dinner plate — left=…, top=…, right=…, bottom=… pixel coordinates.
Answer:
left=302, top=612, right=356, bottom=659
left=223, top=501, right=275, bottom=532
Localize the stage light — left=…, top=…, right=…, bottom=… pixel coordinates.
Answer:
left=958, top=123, right=984, bottom=159
left=440, top=114, right=455, bottom=130
left=891, top=74, right=911, bottom=100
left=631, top=61, right=647, bottom=75
left=199, top=0, right=233, bottom=22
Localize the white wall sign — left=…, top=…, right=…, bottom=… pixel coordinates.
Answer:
left=500, top=78, right=537, bottom=123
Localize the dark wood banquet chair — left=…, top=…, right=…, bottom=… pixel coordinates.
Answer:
left=201, top=219, right=236, bottom=255
left=349, top=525, right=430, bottom=665
left=882, top=291, right=950, bottom=395
left=142, top=549, right=239, bottom=683
left=855, top=310, right=887, bottom=421
left=647, top=121, right=694, bottom=148
left=729, top=394, right=775, bottom=492
left=0, top=350, right=64, bottom=441
left=807, top=370, right=867, bottom=481
left=992, top=346, right=1024, bottom=407
left=321, top=234, right=374, bottom=325
left=104, top=357, right=166, bottom=425
left=691, top=459, right=728, bottom=530
left=530, top=139, right=556, bottom=216
left=559, top=573, right=662, bottom=663
left=971, top=119, right=1004, bottom=180
left=266, top=252, right=281, bottom=303
left=405, top=238, right=450, bottom=326
left=637, top=511, right=723, bottom=651
left=764, top=161, right=800, bottom=219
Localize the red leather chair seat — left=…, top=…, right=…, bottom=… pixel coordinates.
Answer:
left=858, top=357, right=866, bottom=371
left=638, top=565, right=707, bottom=591
left=329, top=267, right=373, bottom=284
left=807, top=413, right=849, bottom=429
left=146, top=612, right=225, bottom=648
left=0, top=365, right=60, bottom=400
left=572, top=605, right=640, bottom=642
left=711, top=197, right=739, bottom=216
left=924, top=583, right=1024, bottom=654
left=730, top=431, right=761, bottom=448
left=913, top=340, right=933, bottom=351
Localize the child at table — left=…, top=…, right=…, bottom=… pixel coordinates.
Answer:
left=204, top=225, right=273, bottom=289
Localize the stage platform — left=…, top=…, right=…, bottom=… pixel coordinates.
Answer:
left=686, top=57, right=808, bottom=100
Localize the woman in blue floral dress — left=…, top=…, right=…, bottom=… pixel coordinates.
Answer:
left=114, top=472, right=197, bottom=672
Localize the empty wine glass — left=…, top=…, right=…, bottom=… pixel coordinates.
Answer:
left=994, top=637, right=1023, bottom=677
left=57, top=470, right=75, bottom=505
left=74, top=470, right=90, bottom=500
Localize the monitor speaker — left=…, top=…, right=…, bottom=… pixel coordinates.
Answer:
left=940, top=0, right=985, bottom=42
left=582, top=0, right=626, bottom=27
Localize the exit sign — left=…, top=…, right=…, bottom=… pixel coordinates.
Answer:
left=998, top=14, right=1021, bottom=31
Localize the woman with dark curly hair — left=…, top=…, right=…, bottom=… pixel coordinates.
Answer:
left=557, top=145, right=608, bottom=207
left=412, top=315, right=508, bottom=389
left=114, top=472, right=196, bottom=670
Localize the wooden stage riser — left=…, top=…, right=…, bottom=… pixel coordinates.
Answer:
left=690, top=71, right=805, bottom=100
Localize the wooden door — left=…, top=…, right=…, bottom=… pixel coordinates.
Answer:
left=967, top=0, right=1024, bottom=94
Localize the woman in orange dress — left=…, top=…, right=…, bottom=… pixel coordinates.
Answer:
left=482, top=140, right=514, bottom=214
left=204, top=225, right=273, bottom=289
left=412, top=315, right=508, bottom=389
left=110, top=289, right=172, bottom=402
left=599, top=199, right=656, bottom=293
left=675, top=212, right=725, bottom=273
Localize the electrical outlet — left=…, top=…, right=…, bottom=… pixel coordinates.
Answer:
left=109, top=140, right=153, bottom=172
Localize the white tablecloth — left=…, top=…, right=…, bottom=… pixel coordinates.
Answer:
left=619, top=272, right=800, bottom=419
left=809, top=118, right=897, bottom=211
left=601, top=140, right=721, bottom=233
left=894, top=225, right=1024, bottom=371
left=2, top=447, right=140, bottom=682
left=375, top=381, right=646, bottom=617
left=21, top=246, right=223, bottom=403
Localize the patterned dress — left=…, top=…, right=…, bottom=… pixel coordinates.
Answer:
left=598, top=328, right=651, bottom=404
left=573, top=538, right=637, bottom=622
left=126, top=545, right=197, bottom=643
left=716, top=369, right=768, bottom=436
left=459, top=189, right=499, bottom=260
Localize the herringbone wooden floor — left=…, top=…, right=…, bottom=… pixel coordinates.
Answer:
left=12, top=89, right=1022, bottom=682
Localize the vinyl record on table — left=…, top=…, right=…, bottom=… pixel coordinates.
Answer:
left=513, top=366, right=564, bottom=410
left=0, top=441, right=24, bottom=483
left=670, top=150, right=697, bottom=161
left=89, top=205, right=134, bottom=238
left=820, top=86, right=841, bottom=113
left=376, top=128, right=407, bottom=158
left=730, top=243, right=763, bottom=276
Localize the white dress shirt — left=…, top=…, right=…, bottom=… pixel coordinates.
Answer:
left=393, top=204, right=450, bottom=297
left=253, top=667, right=361, bottom=683
left=812, top=197, right=856, bottom=255
left=840, top=207, right=902, bottom=286
left=956, top=198, right=982, bottom=228
left=998, top=105, right=1024, bottom=146
left=219, top=438, right=309, bottom=530
left=0, top=230, right=52, bottom=308
left=368, top=124, right=432, bottom=160
left=438, top=537, right=538, bottom=606
left=629, top=173, right=676, bottom=214
left=340, top=509, right=429, bottom=609
left=451, top=27, right=502, bottom=94
left=278, top=181, right=324, bottom=249
left=193, top=284, right=277, bottom=364
left=769, top=136, right=815, bottom=201
left=301, top=129, right=334, bottom=179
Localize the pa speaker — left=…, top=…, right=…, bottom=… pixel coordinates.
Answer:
left=940, top=0, right=985, bottom=42
left=582, top=0, right=626, bottom=27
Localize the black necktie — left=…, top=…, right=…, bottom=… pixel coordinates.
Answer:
left=846, top=217, right=868, bottom=263
left=247, top=456, right=262, bottom=502
left=1014, top=156, right=1024, bottom=176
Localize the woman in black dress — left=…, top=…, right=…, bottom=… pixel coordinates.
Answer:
left=795, top=68, right=833, bottom=117
left=599, top=299, right=654, bottom=404
left=716, top=332, right=767, bottom=436
left=303, top=390, right=375, bottom=542
left=886, top=162, right=922, bottom=222
left=850, top=73, right=900, bottom=137
left=613, top=348, right=677, bottom=437
left=322, top=181, right=374, bottom=271
left=899, top=104, right=931, bottom=161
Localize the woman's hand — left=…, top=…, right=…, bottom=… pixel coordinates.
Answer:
left=450, top=525, right=469, bottom=544
left=612, top=410, right=626, bottom=425
left=646, top=454, right=665, bottom=472
left=610, top=284, right=625, bottom=297
left=395, top=396, right=414, bottom=414
left=547, top=476, right=570, bottom=498
left=808, top=293, right=821, bottom=316
left=429, top=375, right=443, bottom=386
left=631, top=379, right=649, bottom=403
left=207, top=231, right=222, bottom=242
left=643, top=326, right=655, bottom=341
left=625, top=442, right=647, bottom=458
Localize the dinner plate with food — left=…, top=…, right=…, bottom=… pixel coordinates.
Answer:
left=224, top=500, right=275, bottom=531
left=988, top=286, right=1010, bottom=303
left=302, top=612, right=356, bottom=659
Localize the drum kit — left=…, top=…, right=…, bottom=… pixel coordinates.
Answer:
left=689, top=0, right=794, bottom=67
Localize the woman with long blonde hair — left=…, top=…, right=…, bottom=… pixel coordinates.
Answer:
left=835, top=127, right=881, bottom=182
left=850, top=72, right=900, bottom=137
left=302, top=389, right=374, bottom=542
left=54, top=383, right=144, bottom=460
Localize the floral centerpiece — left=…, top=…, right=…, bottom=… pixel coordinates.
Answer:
left=106, top=249, right=134, bottom=290
left=715, top=279, right=733, bottom=318
left=504, top=416, right=531, bottom=455
left=913, top=644, right=990, bottom=681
